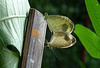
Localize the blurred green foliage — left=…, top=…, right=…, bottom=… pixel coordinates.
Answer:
left=28, top=0, right=100, bottom=68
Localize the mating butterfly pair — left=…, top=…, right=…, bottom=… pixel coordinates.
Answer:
left=44, top=13, right=76, bottom=48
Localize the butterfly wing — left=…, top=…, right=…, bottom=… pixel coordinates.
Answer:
left=46, top=15, right=74, bottom=33
left=48, top=32, right=76, bottom=48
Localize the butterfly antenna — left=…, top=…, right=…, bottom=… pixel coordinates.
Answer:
left=49, top=47, right=58, bottom=61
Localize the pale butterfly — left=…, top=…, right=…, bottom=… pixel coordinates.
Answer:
left=44, top=13, right=76, bottom=48
left=47, top=32, right=76, bottom=48
left=44, top=13, right=74, bottom=33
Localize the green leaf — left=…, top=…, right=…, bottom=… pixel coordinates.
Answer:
left=79, top=60, right=86, bottom=68
left=0, top=0, right=30, bottom=68
left=85, top=0, right=100, bottom=37
left=74, top=24, right=100, bottom=58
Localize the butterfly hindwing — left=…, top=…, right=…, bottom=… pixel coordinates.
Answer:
left=48, top=32, right=76, bottom=48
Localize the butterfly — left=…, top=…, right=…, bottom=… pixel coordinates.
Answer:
left=44, top=13, right=74, bottom=33
left=47, top=32, right=76, bottom=48
left=44, top=13, right=76, bottom=48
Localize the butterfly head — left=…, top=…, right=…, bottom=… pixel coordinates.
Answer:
left=44, top=13, right=49, bottom=20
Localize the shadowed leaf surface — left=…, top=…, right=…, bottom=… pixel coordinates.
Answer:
left=0, top=0, right=30, bottom=68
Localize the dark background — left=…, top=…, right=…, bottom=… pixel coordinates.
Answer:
left=28, top=0, right=100, bottom=68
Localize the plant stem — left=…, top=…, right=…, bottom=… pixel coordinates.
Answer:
left=81, top=46, right=86, bottom=64
left=81, top=13, right=90, bottom=64
left=85, top=13, right=90, bottom=28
